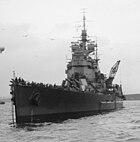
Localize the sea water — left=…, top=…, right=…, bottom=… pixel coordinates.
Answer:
left=0, top=100, right=140, bottom=142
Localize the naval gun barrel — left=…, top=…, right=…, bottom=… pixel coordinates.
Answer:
left=66, top=78, right=79, bottom=90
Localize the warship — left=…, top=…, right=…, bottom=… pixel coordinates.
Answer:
left=10, top=14, right=125, bottom=124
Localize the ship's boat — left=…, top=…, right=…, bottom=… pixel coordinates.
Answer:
left=0, top=101, right=5, bottom=104
left=10, top=14, right=125, bottom=124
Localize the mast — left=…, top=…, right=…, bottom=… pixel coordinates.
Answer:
left=81, top=11, right=87, bottom=44
left=95, top=37, right=98, bottom=63
left=83, top=11, right=86, bottom=31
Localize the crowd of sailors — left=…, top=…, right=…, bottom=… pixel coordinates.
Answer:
left=10, top=77, right=84, bottom=92
left=10, top=77, right=125, bottom=99
left=11, top=77, right=57, bottom=88
left=10, top=77, right=86, bottom=92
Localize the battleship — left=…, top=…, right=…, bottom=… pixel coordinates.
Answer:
left=10, top=14, right=125, bottom=124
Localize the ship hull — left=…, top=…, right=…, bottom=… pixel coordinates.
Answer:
left=13, top=85, right=123, bottom=124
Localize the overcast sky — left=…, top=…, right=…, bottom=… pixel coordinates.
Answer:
left=0, top=0, right=140, bottom=97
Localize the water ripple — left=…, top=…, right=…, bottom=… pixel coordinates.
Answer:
left=0, top=101, right=140, bottom=142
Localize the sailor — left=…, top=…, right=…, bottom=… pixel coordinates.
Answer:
left=62, top=80, right=66, bottom=87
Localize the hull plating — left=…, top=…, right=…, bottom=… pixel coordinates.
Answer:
left=14, top=85, right=123, bottom=124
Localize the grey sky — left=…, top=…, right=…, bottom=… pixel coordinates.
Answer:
left=0, top=0, right=140, bottom=97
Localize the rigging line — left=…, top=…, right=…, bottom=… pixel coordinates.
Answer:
left=11, top=71, right=16, bottom=127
